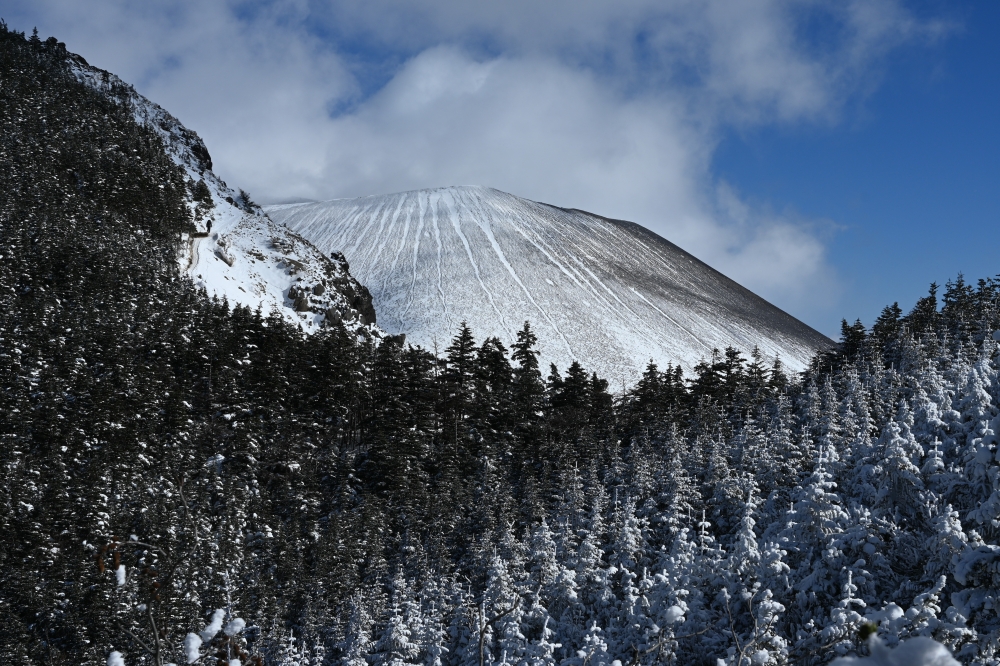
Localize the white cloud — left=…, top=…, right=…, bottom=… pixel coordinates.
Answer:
left=4, top=0, right=948, bottom=330
left=712, top=182, right=841, bottom=310
left=313, top=49, right=701, bottom=212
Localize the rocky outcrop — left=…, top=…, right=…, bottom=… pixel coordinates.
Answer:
left=67, top=54, right=382, bottom=339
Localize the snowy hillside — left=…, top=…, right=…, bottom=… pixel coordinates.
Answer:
left=268, top=186, right=832, bottom=383
left=68, top=56, right=378, bottom=336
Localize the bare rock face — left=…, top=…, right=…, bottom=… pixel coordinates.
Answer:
left=330, top=251, right=350, bottom=273
left=188, top=140, right=212, bottom=172
left=267, top=186, right=832, bottom=385
left=353, top=285, right=377, bottom=326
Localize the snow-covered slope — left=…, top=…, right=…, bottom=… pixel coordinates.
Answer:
left=67, top=56, right=378, bottom=336
left=268, top=186, right=832, bottom=383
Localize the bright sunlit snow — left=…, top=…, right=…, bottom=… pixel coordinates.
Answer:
left=269, top=186, right=831, bottom=384
left=828, top=636, right=960, bottom=666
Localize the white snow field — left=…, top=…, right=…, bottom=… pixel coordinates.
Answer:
left=268, top=186, right=833, bottom=385
left=69, top=57, right=378, bottom=336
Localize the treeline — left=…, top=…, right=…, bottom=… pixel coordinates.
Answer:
left=5, top=20, right=1000, bottom=665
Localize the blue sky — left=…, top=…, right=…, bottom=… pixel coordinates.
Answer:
left=714, top=1, right=1000, bottom=335
left=4, top=1, right=995, bottom=338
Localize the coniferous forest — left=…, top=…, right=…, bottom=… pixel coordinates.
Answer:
left=5, top=21, right=1000, bottom=666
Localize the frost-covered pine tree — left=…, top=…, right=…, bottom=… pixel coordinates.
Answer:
left=370, top=573, right=423, bottom=666
left=339, top=595, right=374, bottom=666
left=777, top=446, right=853, bottom=627
left=873, top=401, right=931, bottom=524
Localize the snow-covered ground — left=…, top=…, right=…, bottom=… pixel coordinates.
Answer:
left=268, top=186, right=832, bottom=384
left=829, top=636, right=960, bottom=666
left=69, top=57, right=378, bottom=337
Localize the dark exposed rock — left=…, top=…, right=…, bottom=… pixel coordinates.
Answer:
left=330, top=251, right=349, bottom=272
left=352, top=284, right=376, bottom=326
left=187, top=137, right=212, bottom=171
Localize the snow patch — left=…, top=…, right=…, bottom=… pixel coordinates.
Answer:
left=224, top=617, right=246, bottom=636
left=183, top=633, right=202, bottom=664
left=664, top=605, right=685, bottom=624
left=828, top=636, right=959, bottom=665
left=200, top=608, right=226, bottom=642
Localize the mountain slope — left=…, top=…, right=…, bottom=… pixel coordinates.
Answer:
left=267, top=186, right=832, bottom=382
left=69, top=54, right=378, bottom=335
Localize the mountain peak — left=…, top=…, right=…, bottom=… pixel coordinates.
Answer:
left=268, top=188, right=831, bottom=383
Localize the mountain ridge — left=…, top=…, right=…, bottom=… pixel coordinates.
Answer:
left=67, top=52, right=380, bottom=336
left=268, top=185, right=832, bottom=383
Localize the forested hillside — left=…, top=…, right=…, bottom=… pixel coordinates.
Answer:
left=4, top=21, right=1000, bottom=666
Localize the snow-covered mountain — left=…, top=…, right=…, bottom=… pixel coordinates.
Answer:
left=68, top=56, right=378, bottom=336
left=267, top=186, right=832, bottom=383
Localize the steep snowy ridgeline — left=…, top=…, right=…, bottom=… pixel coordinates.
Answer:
left=67, top=56, right=378, bottom=336
left=267, top=186, right=832, bottom=384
